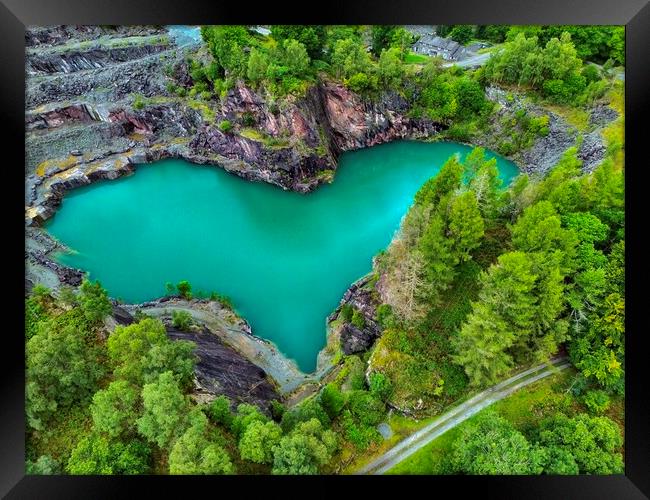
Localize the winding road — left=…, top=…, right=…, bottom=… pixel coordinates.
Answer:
left=356, top=356, right=571, bottom=475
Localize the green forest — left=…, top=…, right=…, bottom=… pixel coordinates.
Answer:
left=25, top=24, right=625, bottom=475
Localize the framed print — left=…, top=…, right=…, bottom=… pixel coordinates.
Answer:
left=2, top=0, right=649, bottom=497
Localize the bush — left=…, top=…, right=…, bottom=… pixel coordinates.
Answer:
left=133, top=94, right=145, bottom=110
left=583, top=390, right=611, bottom=414
left=218, top=120, right=233, bottom=133
left=281, top=397, right=330, bottom=433
left=319, top=383, right=346, bottom=419
left=369, top=372, right=394, bottom=402
left=241, top=111, right=256, bottom=127
left=351, top=309, right=366, bottom=329
left=208, top=395, right=233, bottom=427
left=176, top=280, right=192, bottom=299
left=339, top=303, right=353, bottom=322
left=347, top=391, right=385, bottom=427
left=171, top=310, right=193, bottom=331
left=345, top=72, right=377, bottom=93
left=270, top=400, right=286, bottom=421
left=376, top=304, right=395, bottom=329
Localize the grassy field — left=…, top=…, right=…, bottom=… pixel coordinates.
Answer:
left=404, top=52, right=430, bottom=65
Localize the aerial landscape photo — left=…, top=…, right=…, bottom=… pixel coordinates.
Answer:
left=24, top=24, right=625, bottom=475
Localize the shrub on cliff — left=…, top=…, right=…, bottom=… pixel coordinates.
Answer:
left=171, top=310, right=193, bottom=331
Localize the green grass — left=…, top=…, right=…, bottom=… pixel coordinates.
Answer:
left=404, top=52, right=430, bottom=65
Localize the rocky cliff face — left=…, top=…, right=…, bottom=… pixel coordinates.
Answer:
left=24, top=26, right=445, bottom=227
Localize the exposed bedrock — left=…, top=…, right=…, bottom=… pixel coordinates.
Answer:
left=328, top=275, right=382, bottom=355
left=108, top=305, right=282, bottom=412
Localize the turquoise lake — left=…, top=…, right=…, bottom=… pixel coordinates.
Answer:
left=45, top=141, right=518, bottom=372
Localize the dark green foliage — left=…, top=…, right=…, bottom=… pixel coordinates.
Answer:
left=270, top=400, right=286, bottom=421
left=171, top=310, right=193, bottom=331
left=475, top=25, right=509, bottom=43
left=26, top=455, right=61, bottom=475
left=448, top=25, right=475, bottom=45
left=319, top=383, right=346, bottom=419
left=483, top=31, right=603, bottom=105
left=347, top=391, right=385, bottom=427
left=414, top=156, right=463, bottom=207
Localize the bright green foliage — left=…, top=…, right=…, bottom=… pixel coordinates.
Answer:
left=541, top=446, right=580, bottom=475
left=270, top=400, right=286, bottom=421
left=368, top=372, right=394, bottom=403
left=26, top=455, right=60, bottom=475
left=67, top=434, right=150, bottom=474
left=414, top=156, right=463, bottom=207
left=26, top=318, right=106, bottom=430
left=470, top=158, right=503, bottom=219
left=207, top=395, right=233, bottom=427
left=107, top=318, right=195, bottom=387
left=450, top=411, right=545, bottom=474
left=330, top=37, right=373, bottom=81
left=531, top=26, right=625, bottom=64
left=510, top=201, right=578, bottom=273
left=272, top=418, right=337, bottom=475
left=582, top=390, right=611, bottom=414
left=201, top=26, right=250, bottom=79
left=339, top=303, right=354, bottom=322
left=137, top=371, right=189, bottom=450
left=351, top=309, right=366, bottom=329
left=319, top=383, right=346, bottom=419
left=537, top=413, right=624, bottom=474
left=483, top=32, right=596, bottom=104
left=270, top=25, right=326, bottom=60
left=218, top=120, right=233, bottom=133
left=78, top=279, right=112, bottom=324
left=91, top=380, right=140, bottom=438
left=347, top=390, right=386, bottom=427
left=448, top=191, right=485, bottom=262
left=231, top=403, right=269, bottom=439
left=168, top=411, right=233, bottom=474
left=171, top=310, right=193, bottom=331
left=247, top=47, right=268, bottom=85
left=238, top=420, right=283, bottom=464
left=378, top=47, right=404, bottom=89
left=176, top=280, right=192, bottom=299
left=282, top=39, right=311, bottom=75
left=26, top=286, right=50, bottom=340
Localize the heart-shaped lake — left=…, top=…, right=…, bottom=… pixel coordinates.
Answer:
left=45, top=140, right=518, bottom=372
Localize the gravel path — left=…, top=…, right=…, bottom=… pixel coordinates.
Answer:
left=356, top=357, right=571, bottom=475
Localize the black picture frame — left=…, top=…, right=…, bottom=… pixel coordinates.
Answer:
left=4, top=1, right=649, bottom=497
